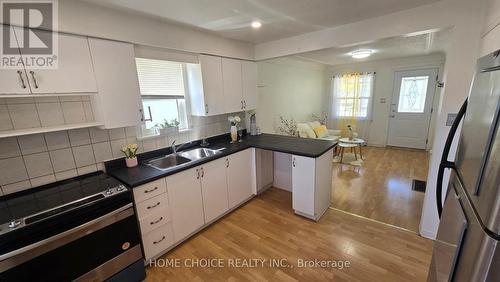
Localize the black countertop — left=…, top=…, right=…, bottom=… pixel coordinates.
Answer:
left=107, top=133, right=336, bottom=188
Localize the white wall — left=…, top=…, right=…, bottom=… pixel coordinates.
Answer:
left=54, top=1, right=254, bottom=60
left=326, top=54, right=445, bottom=148
left=420, top=6, right=484, bottom=239
left=480, top=0, right=500, bottom=56
left=256, top=57, right=327, bottom=133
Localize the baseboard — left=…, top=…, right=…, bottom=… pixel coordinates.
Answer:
left=273, top=185, right=291, bottom=192
left=366, top=143, right=385, bottom=147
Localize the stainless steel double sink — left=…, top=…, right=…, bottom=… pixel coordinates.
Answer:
left=145, top=148, right=223, bottom=171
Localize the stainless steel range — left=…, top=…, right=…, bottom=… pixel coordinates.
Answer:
left=0, top=172, right=145, bottom=281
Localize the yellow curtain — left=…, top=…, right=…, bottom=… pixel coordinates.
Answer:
left=337, top=73, right=361, bottom=137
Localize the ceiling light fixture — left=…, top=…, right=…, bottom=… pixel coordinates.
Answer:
left=251, top=21, right=262, bottom=29
left=350, top=49, right=373, bottom=59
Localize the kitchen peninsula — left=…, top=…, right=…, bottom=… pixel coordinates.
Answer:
left=107, top=133, right=336, bottom=260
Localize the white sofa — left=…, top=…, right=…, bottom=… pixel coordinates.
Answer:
left=296, top=121, right=341, bottom=141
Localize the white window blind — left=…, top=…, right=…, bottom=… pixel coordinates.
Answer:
left=135, top=58, right=189, bottom=134
left=135, top=58, right=185, bottom=97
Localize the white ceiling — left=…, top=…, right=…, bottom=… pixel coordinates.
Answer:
left=294, top=30, right=450, bottom=66
left=80, top=0, right=441, bottom=43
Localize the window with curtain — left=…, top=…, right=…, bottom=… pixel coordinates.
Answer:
left=332, top=73, right=374, bottom=119
left=330, top=72, right=375, bottom=139
left=135, top=58, right=189, bottom=135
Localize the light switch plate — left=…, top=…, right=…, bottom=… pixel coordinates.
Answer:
left=446, top=113, right=457, bottom=126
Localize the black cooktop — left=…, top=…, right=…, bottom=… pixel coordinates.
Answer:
left=0, top=172, right=123, bottom=227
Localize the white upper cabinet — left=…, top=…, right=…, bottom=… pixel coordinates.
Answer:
left=242, top=61, right=257, bottom=110
left=187, top=54, right=257, bottom=116
left=0, top=68, right=31, bottom=95
left=222, top=58, right=243, bottom=113
left=226, top=148, right=256, bottom=209
left=88, top=38, right=143, bottom=129
left=187, top=55, right=225, bottom=116
left=0, top=25, right=30, bottom=94
left=200, top=158, right=229, bottom=223
left=12, top=27, right=97, bottom=94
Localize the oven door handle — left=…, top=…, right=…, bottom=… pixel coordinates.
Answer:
left=0, top=203, right=134, bottom=271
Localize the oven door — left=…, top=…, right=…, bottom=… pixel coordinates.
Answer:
left=0, top=204, right=144, bottom=281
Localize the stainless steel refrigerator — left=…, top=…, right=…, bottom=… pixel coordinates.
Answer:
left=428, top=50, right=500, bottom=281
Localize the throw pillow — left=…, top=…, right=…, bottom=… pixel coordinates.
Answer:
left=313, top=125, right=328, bottom=138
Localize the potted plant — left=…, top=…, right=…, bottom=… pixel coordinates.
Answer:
left=121, top=143, right=139, bottom=168
left=278, top=116, right=298, bottom=136
left=155, top=118, right=180, bottom=135
left=347, top=124, right=354, bottom=140
left=228, top=115, right=241, bottom=143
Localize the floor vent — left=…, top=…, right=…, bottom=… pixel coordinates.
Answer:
left=412, top=179, right=427, bottom=192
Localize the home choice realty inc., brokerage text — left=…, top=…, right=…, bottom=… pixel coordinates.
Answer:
left=150, top=258, right=352, bottom=270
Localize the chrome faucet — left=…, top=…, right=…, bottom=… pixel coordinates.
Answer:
left=171, top=140, right=190, bottom=154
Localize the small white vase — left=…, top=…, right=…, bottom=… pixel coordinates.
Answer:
left=230, top=125, right=238, bottom=143
left=126, top=157, right=138, bottom=168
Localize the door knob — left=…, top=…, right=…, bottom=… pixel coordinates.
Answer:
left=390, top=115, right=395, bottom=118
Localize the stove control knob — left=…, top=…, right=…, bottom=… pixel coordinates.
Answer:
left=8, top=220, right=21, bottom=228
left=116, top=185, right=125, bottom=192
left=105, top=189, right=113, bottom=195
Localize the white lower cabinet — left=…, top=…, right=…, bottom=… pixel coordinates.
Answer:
left=291, top=155, right=315, bottom=217
left=142, top=223, right=174, bottom=261
left=134, top=149, right=257, bottom=260
left=133, top=179, right=174, bottom=260
left=226, top=148, right=256, bottom=209
left=166, top=167, right=205, bottom=243
left=200, top=158, right=229, bottom=223
left=291, top=149, right=333, bottom=221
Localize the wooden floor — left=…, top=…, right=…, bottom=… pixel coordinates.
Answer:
left=331, top=146, right=429, bottom=232
left=146, top=188, right=433, bottom=282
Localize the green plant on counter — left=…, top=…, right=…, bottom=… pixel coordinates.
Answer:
left=155, top=118, right=180, bottom=129
left=120, top=143, right=139, bottom=159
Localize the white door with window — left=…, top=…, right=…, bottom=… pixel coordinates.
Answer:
left=387, top=68, right=438, bottom=149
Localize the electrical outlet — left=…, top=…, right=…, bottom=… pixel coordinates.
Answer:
left=446, top=113, right=457, bottom=126
left=380, top=98, right=386, bottom=103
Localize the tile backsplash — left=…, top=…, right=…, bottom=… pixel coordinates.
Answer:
left=0, top=111, right=246, bottom=196
left=0, top=96, right=95, bottom=131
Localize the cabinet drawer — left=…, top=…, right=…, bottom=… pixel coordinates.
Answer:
left=136, top=193, right=169, bottom=220
left=138, top=206, right=171, bottom=235
left=142, top=223, right=174, bottom=261
left=133, top=179, right=167, bottom=203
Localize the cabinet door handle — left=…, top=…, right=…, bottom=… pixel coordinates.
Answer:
left=205, top=104, right=209, bottom=114
left=241, top=101, right=244, bottom=109
left=139, top=109, right=144, bottom=122
left=144, top=106, right=153, bottom=122
left=146, top=202, right=161, bottom=210
left=243, top=100, right=246, bottom=109
left=226, top=158, right=229, bottom=168
left=200, top=167, right=204, bottom=178
left=153, top=235, right=166, bottom=245
left=17, top=70, right=26, bottom=89
left=144, top=186, right=158, bottom=193
left=29, top=71, right=39, bottom=88
left=292, top=157, right=296, bottom=167
left=196, top=168, right=200, bottom=179
left=150, top=216, right=163, bottom=225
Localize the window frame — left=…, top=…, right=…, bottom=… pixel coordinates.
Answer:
left=135, top=58, right=192, bottom=138
left=332, top=73, right=374, bottom=120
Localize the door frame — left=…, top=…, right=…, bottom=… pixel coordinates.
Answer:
left=387, top=67, right=439, bottom=150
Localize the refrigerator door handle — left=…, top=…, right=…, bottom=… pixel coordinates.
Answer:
left=437, top=99, right=468, bottom=218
